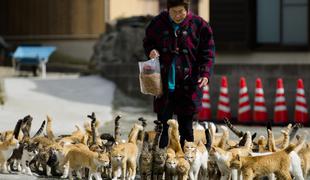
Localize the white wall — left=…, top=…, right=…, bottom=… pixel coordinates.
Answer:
left=109, top=0, right=159, bottom=20
left=199, top=0, right=210, bottom=22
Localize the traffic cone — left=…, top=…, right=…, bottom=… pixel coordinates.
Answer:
left=294, top=79, right=308, bottom=125
left=238, top=77, right=251, bottom=124
left=198, top=85, right=211, bottom=121
left=253, top=78, right=268, bottom=124
left=216, top=76, right=231, bottom=121
left=273, top=78, right=288, bottom=125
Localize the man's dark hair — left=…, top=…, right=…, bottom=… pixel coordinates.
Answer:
left=167, top=0, right=190, bottom=10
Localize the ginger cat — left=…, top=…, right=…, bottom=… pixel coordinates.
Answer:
left=165, top=148, right=178, bottom=180
left=299, top=143, right=310, bottom=178
left=166, top=119, right=190, bottom=179
left=230, top=144, right=296, bottom=180
left=61, top=147, right=109, bottom=180
left=177, top=157, right=190, bottom=180
left=166, top=119, right=183, bottom=157
left=0, top=136, right=19, bottom=173
left=209, top=131, right=253, bottom=180
left=111, top=123, right=143, bottom=180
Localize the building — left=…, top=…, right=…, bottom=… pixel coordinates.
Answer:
left=0, top=0, right=209, bottom=62
left=1, top=0, right=309, bottom=121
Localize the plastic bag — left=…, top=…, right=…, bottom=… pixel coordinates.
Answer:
left=138, top=58, right=163, bottom=96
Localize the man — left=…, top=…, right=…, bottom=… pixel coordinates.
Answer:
left=143, top=0, right=215, bottom=148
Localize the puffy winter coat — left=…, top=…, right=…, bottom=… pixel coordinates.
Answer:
left=143, top=11, right=215, bottom=115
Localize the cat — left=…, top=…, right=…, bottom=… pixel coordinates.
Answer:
left=166, top=119, right=190, bottom=179
left=184, top=123, right=211, bottom=180
left=267, top=129, right=307, bottom=180
left=151, top=120, right=166, bottom=180
left=230, top=144, right=296, bottom=180
left=60, top=146, right=109, bottom=180
left=9, top=120, right=46, bottom=172
left=184, top=140, right=209, bottom=180
left=139, top=133, right=153, bottom=180
left=165, top=148, right=178, bottom=180
left=59, top=143, right=90, bottom=178
left=209, top=131, right=253, bottom=180
left=0, top=136, right=19, bottom=173
left=19, top=141, right=39, bottom=175
left=111, top=123, right=143, bottom=180
left=177, top=157, right=190, bottom=180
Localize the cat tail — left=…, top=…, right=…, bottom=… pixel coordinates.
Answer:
left=152, top=120, right=162, bottom=151
left=267, top=129, right=278, bottom=152
left=13, top=119, right=23, bottom=139
left=128, top=124, right=143, bottom=144
left=203, top=124, right=212, bottom=151
left=46, top=115, right=55, bottom=140
left=138, top=117, right=147, bottom=143
left=294, top=131, right=308, bottom=153
left=289, top=123, right=303, bottom=141
left=114, top=115, right=122, bottom=143
left=91, top=117, right=97, bottom=146
left=21, top=115, right=33, bottom=139
left=224, top=117, right=244, bottom=138
left=218, top=126, right=228, bottom=149
left=142, top=132, right=150, bottom=151
left=32, top=120, right=46, bottom=138
left=284, top=144, right=296, bottom=154
left=75, top=125, right=82, bottom=131
left=84, top=122, right=92, bottom=135
left=244, top=131, right=253, bottom=150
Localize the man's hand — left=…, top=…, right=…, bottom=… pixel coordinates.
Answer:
left=149, top=49, right=160, bottom=59
left=198, top=77, right=209, bottom=88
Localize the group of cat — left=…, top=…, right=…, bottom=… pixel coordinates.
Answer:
left=138, top=117, right=309, bottom=180
left=0, top=113, right=309, bottom=180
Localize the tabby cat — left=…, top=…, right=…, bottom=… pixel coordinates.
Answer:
left=151, top=120, right=166, bottom=180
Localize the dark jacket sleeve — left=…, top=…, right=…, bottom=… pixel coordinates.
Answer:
left=143, top=19, right=157, bottom=59
left=197, top=22, right=215, bottom=79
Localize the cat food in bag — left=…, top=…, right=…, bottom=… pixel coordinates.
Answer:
left=138, top=58, right=163, bottom=96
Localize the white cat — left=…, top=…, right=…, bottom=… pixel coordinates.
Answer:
left=184, top=140, right=209, bottom=180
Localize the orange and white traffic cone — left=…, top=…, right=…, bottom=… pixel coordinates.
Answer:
left=294, top=79, right=308, bottom=125
left=273, top=78, right=288, bottom=125
left=238, top=77, right=251, bottom=124
left=253, top=78, right=268, bottom=124
left=216, top=76, right=231, bottom=121
left=198, top=85, right=211, bottom=121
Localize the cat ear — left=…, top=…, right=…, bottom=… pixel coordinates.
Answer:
left=59, top=141, right=65, bottom=147
left=184, top=139, right=188, bottom=143
left=34, top=142, right=40, bottom=147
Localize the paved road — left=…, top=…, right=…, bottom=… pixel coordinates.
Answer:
left=0, top=69, right=308, bottom=179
